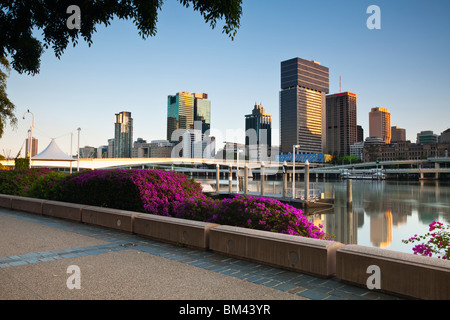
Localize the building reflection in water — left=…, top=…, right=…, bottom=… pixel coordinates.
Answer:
left=308, top=180, right=450, bottom=250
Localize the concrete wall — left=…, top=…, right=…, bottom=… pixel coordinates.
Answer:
left=1, top=194, right=449, bottom=300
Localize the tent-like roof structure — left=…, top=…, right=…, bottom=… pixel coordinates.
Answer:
left=32, top=139, right=75, bottom=161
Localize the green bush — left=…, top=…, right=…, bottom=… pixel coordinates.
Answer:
left=24, top=171, right=68, bottom=200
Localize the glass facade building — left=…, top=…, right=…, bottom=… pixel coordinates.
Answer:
left=114, top=111, right=133, bottom=158
left=280, top=58, right=329, bottom=154
left=167, top=92, right=211, bottom=143
left=245, top=103, right=272, bottom=161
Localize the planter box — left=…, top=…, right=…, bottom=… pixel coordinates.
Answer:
left=11, top=196, right=46, bottom=215
left=42, top=201, right=88, bottom=222
left=133, top=214, right=219, bottom=250
left=0, top=194, right=14, bottom=209
left=336, top=245, right=450, bottom=300
left=81, top=206, right=144, bottom=233
left=209, top=225, right=344, bottom=278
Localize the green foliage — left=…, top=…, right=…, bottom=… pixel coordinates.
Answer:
left=0, top=168, right=51, bottom=196
left=0, top=56, right=17, bottom=138
left=0, top=0, right=243, bottom=75
left=14, top=158, right=29, bottom=170
left=24, top=171, right=68, bottom=200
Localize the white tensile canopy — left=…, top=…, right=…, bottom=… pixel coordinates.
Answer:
left=32, top=139, right=75, bottom=161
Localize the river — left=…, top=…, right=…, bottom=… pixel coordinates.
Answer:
left=200, top=177, right=450, bottom=255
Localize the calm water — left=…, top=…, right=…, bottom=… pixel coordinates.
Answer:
left=202, top=177, right=450, bottom=254
left=310, top=180, right=450, bottom=254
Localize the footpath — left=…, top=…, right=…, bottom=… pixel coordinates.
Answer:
left=0, top=207, right=402, bottom=308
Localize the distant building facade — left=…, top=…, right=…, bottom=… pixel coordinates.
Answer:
left=245, top=103, right=272, bottom=161
left=369, top=107, right=391, bottom=144
left=26, top=137, right=38, bottom=157
left=391, top=126, right=406, bottom=143
left=416, top=130, right=438, bottom=144
left=167, top=92, right=211, bottom=143
left=326, top=92, right=357, bottom=156
left=114, top=111, right=133, bottom=158
left=280, top=57, right=329, bottom=154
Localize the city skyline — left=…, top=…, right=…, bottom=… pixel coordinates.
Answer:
left=1, top=0, right=449, bottom=157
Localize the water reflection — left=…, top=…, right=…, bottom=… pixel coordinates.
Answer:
left=309, top=180, right=450, bottom=253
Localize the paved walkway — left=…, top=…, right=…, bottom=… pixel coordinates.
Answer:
left=0, top=208, right=402, bottom=303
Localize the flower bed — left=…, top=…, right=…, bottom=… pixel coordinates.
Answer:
left=0, top=168, right=329, bottom=240
left=174, top=194, right=330, bottom=239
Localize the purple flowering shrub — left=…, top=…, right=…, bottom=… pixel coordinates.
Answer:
left=59, top=169, right=204, bottom=214
left=174, top=194, right=330, bottom=240
left=403, top=221, right=450, bottom=259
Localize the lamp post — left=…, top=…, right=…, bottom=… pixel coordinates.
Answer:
left=292, top=145, right=300, bottom=199
left=236, top=149, right=243, bottom=193
left=23, top=110, right=34, bottom=169
left=77, top=128, right=81, bottom=172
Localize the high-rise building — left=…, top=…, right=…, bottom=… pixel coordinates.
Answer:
left=391, top=126, right=406, bottom=143
left=167, top=92, right=211, bottom=142
left=280, top=57, right=329, bottom=154
left=26, top=137, right=38, bottom=157
left=326, top=92, right=357, bottom=156
left=416, top=130, right=438, bottom=144
left=357, top=125, right=364, bottom=142
left=369, top=107, right=391, bottom=144
left=114, top=111, right=133, bottom=158
left=245, top=103, right=272, bottom=161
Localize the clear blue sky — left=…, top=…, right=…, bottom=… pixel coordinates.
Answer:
left=1, top=0, right=450, bottom=157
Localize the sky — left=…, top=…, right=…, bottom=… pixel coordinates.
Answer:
left=1, top=0, right=450, bottom=158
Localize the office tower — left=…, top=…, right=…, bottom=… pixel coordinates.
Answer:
left=26, top=137, right=38, bottom=157
left=391, top=126, right=406, bottom=143
left=114, top=111, right=133, bottom=158
left=280, top=57, right=329, bottom=154
left=369, top=107, right=391, bottom=144
left=357, top=125, right=364, bottom=142
left=131, top=138, right=150, bottom=158
left=326, top=92, right=357, bottom=156
left=107, top=139, right=115, bottom=158
left=79, top=146, right=96, bottom=158
left=416, top=130, right=438, bottom=144
left=167, top=92, right=211, bottom=142
left=182, top=130, right=215, bottom=159
left=245, top=103, right=272, bottom=161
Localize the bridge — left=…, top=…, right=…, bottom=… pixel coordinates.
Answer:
left=1, top=157, right=449, bottom=179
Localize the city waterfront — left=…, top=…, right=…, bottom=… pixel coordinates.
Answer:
left=206, top=177, right=450, bottom=256
left=311, top=179, right=450, bottom=255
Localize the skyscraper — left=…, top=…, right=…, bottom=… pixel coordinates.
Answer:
left=245, top=103, right=272, bottom=161
left=391, top=126, right=406, bottom=143
left=369, top=107, right=391, bottom=144
left=167, top=92, right=211, bottom=143
left=114, top=111, right=133, bottom=158
left=326, top=92, right=357, bottom=156
left=280, top=57, right=329, bottom=154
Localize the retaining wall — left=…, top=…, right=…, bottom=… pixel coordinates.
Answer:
left=1, top=194, right=449, bottom=300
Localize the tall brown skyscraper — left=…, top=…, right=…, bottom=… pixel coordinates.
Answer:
left=369, top=107, right=391, bottom=144
left=326, top=92, right=357, bottom=156
left=280, top=58, right=329, bottom=154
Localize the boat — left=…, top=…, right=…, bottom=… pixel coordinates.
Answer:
left=340, top=169, right=385, bottom=180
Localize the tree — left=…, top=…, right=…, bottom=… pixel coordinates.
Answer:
left=0, top=0, right=243, bottom=75
left=0, top=56, right=17, bottom=138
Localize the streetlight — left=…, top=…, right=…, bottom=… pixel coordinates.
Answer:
left=292, top=145, right=300, bottom=199
left=23, top=110, right=34, bottom=169
left=236, top=148, right=244, bottom=193
left=77, top=128, right=81, bottom=172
